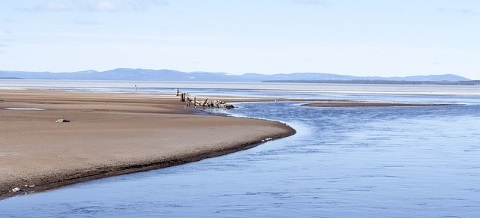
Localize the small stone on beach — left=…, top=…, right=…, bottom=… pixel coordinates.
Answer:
left=12, top=187, right=21, bottom=192
left=56, top=119, right=70, bottom=123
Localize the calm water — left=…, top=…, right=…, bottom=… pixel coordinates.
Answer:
left=1, top=81, right=480, bottom=217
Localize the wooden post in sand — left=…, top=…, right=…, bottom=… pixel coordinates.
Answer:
left=176, top=88, right=180, bottom=96
left=193, top=97, right=197, bottom=108
left=180, top=93, right=185, bottom=102
left=186, top=97, right=191, bottom=107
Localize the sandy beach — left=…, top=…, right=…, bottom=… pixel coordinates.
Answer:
left=0, top=90, right=295, bottom=198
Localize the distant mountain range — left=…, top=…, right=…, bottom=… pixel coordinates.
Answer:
left=0, top=68, right=474, bottom=84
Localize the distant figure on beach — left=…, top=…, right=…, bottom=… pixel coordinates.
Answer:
left=135, top=84, right=137, bottom=92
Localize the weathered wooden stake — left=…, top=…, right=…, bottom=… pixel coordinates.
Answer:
left=180, top=93, right=185, bottom=102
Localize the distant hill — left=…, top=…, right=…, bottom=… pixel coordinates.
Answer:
left=0, top=76, right=21, bottom=79
left=245, top=73, right=471, bottom=82
left=0, top=68, right=474, bottom=84
left=263, top=79, right=480, bottom=85
left=0, top=69, right=243, bottom=82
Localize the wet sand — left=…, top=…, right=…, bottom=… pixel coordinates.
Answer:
left=0, top=90, right=295, bottom=199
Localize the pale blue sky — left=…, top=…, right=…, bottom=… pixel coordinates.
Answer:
left=0, top=0, right=479, bottom=79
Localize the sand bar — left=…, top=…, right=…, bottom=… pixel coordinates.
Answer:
left=303, top=102, right=457, bottom=107
left=0, top=90, right=295, bottom=199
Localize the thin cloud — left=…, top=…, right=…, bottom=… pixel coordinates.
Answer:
left=95, top=1, right=118, bottom=11
left=291, top=0, right=331, bottom=6
left=89, top=0, right=169, bottom=12
left=28, top=0, right=169, bottom=12
left=148, top=0, right=169, bottom=7
left=33, top=1, right=70, bottom=12
left=437, top=8, right=479, bottom=16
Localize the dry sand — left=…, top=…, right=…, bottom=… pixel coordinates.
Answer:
left=0, top=90, right=295, bottom=199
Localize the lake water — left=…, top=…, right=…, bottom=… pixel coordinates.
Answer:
left=1, top=81, right=480, bottom=217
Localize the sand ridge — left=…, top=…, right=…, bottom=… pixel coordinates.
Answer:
left=303, top=102, right=457, bottom=107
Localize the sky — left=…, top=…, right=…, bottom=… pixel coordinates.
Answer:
left=0, top=0, right=479, bottom=79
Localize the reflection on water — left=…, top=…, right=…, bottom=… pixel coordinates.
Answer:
left=1, top=82, right=480, bottom=217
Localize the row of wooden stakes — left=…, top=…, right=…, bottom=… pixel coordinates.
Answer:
left=178, top=92, right=234, bottom=109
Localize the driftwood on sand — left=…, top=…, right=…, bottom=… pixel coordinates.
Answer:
left=179, top=91, right=234, bottom=109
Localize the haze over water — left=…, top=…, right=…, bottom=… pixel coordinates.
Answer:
left=1, top=81, right=480, bottom=217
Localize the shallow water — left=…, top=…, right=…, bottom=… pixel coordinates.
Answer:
left=1, top=82, right=480, bottom=217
